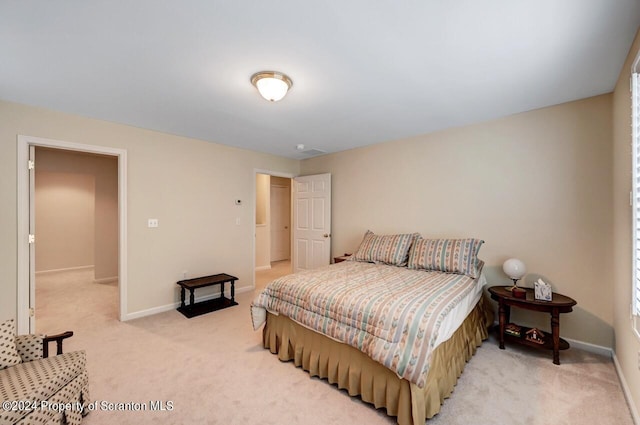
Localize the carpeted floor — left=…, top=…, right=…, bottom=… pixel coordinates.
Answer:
left=33, top=265, right=633, bottom=425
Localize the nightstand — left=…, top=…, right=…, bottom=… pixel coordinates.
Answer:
left=333, top=253, right=352, bottom=263
left=488, top=286, right=576, bottom=365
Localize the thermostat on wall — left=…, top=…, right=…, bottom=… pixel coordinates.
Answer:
left=235, top=199, right=242, bottom=205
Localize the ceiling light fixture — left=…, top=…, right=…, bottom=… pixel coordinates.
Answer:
left=251, top=71, right=293, bottom=102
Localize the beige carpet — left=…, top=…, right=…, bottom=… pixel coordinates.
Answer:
left=33, top=265, right=633, bottom=425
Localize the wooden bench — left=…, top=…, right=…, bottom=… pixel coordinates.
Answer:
left=176, top=273, right=238, bottom=318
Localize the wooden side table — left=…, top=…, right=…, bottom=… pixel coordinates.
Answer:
left=176, top=273, right=238, bottom=318
left=488, top=286, right=577, bottom=365
left=333, top=253, right=352, bottom=263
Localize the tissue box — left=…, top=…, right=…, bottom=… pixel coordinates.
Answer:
left=534, top=279, right=552, bottom=301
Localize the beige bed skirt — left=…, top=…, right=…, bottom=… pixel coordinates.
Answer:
left=263, top=295, right=493, bottom=425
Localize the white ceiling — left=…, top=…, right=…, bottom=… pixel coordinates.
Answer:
left=1, top=1, right=639, bottom=159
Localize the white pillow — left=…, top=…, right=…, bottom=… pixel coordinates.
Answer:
left=0, top=319, right=22, bottom=369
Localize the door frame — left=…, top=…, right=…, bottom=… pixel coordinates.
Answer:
left=253, top=169, right=295, bottom=288
left=17, top=135, right=128, bottom=333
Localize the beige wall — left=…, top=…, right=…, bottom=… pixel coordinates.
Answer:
left=256, top=173, right=269, bottom=225
left=35, top=148, right=119, bottom=280
left=35, top=169, right=95, bottom=271
left=255, top=173, right=271, bottom=269
left=0, top=99, right=299, bottom=319
left=613, top=28, right=640, bottom=419
left=93, top=152, right=118, bottom=281
left=302, top=94, right=613, bottom=347
left=271, top=176, right=291, bottom=187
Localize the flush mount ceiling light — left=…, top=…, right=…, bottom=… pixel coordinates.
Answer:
left=251, top=71, right=293, bottom=102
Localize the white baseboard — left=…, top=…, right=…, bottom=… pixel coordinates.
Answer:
left=564, top=337, right=613, bottom=358
left=36, top=265, right=94, bottom=275
left=94, top=276, right=118, bottom=284
left=613, top=352, right=640, bottom=425
left=122, top=286, right=254, bottom=321
left=255, top=265, right=271, bottom=271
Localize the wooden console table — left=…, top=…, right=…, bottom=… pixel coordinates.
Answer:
left=488, top=286, right=576, bottom=365
left=176, top=273, right=238, bottom=318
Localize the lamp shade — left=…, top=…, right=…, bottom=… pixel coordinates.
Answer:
left=251, top=71, right=293, bottom=102
left=503, top=258, right=526, bottom=280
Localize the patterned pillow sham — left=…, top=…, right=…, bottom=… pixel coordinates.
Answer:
left=408, top=238, right=485, bottom=278
left=351, top=230, right=419, bottom=267
left=0, top=319, right=22, bottom=370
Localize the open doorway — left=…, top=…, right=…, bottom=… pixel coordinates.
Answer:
left=34, top=147, right=118, bottom=335
left=17, top=135, right=127, bottom=335
left=255, top=173, right=293, bottom=291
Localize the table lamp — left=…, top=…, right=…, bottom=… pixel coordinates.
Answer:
left=503, top=258, right=526, bottom=291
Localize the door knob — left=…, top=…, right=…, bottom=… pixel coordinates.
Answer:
left=323, top=233, right=331, bottom=238
left=284, top=226, right=288, bottom=229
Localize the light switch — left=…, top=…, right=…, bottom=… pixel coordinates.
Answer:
left=235, top=217, right=240, bottom=226
left=148, top=219, right=159, bottom=228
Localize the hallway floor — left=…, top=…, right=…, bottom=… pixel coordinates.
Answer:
left=255, top=260, right=291, bottom=291
left=35, top=267, right=118, bottom=336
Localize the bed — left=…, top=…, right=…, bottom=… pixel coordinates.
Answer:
left=251, top=232, right=492, bottom=425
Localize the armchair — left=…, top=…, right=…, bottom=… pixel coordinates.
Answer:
left=0, top=319, right=90, bottom=425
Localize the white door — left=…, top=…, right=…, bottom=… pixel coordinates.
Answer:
left=270, top=185, right=290, bottom=261
left=28, top=145, right=36, bottom=332
left=293, top=173, right=331, bottom=272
